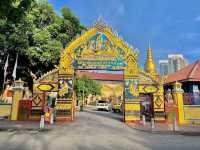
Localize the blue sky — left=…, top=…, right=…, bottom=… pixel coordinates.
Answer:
left=48, top=0, right=200, bottom=68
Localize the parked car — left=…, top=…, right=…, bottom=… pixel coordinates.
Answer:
left=112, top=99, right=123, bottom=113
left=96, top=100, right=111, bottom=111
left=112, top=103, right=121, bottom=113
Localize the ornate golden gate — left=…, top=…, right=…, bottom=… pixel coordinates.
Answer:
left=58, top=19, right=165, bottom=123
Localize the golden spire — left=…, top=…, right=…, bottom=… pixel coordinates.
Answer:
left=145, top=41, right=157, bottom=75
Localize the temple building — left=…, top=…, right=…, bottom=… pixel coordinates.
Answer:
left=164, top=60, right=200, bottom=124
left=165, top=60, right=200, bottom=93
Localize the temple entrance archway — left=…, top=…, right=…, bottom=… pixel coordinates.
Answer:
left=58, top=20, right=140, bottom=123
left=33, top=19, right=165, bottom=123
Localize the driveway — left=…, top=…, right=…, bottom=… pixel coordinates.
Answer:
left=0, top=106, right=199, bottom=150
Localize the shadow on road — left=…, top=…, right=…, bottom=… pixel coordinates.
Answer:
left=83, top=108, right=124, bottom=122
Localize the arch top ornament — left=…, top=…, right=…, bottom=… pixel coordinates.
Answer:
left=59, top=19, right=139, bottom=78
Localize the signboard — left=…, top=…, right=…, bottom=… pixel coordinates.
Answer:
left=73, top=32, right=126, bottom=70
left=56, top=101, right=72, bottom=116
left=143, top=85, right=158, bottom=93
left=56, top=103, right=72, bottom=110
left=34, top=83, right=58, bottom=92
left=73, top=59, right=126, bottom=70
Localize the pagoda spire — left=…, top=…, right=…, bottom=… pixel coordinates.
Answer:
left=145, top=41, right=157, bottom=75
left=148, top=40, right=151, bottom=49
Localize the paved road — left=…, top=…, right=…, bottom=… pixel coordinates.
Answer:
left=0, top=107, right=200, bottom=150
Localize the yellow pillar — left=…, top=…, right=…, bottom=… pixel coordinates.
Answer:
left=124, top=78, right=140, bottom=123
left=172, top=82, right=185, bottom=124
left=11, top=80, right=24, bottom=121
left=153, top=84, right=165, bottom=122
left=124, top=101, right=140, bottom=123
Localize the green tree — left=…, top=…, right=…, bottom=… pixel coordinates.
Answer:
left=0, top=1, right=86, bottom=91
left=0, top=13, right=31, bottom=91
left=74, top=76, right=101, bottom=107
left=0, top=0, right=32, bottom=23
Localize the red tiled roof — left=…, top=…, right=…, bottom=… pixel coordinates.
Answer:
left=165, top=60, right=200, bottom=84
left=77, top=71, right=123, bottom=81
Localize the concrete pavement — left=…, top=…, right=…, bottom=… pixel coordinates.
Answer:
left=0, top=107, right=200, bottom=150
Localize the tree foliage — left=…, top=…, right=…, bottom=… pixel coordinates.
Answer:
left=74, top=76, right=101, bottom=102
left=0, top=1, right=86, bottom=90
left=0, top=0, right=32, bottom=22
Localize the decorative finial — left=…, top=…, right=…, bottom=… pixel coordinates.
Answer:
left=97, top=15, right=104, bottom=22
left=148, top=40, right=151, bottom=49
left=93, top=16, right=107, bottom=30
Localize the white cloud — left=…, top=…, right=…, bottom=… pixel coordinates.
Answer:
left=187, top=48, right=200, bottom=55
left=181, top=33, right=200, bottom=39
left=117, top=3, right=125, bottom=16
left=95, top=0, right=125, bottom=18
left=111, top=0, right=125, bottom=16
left=156, top=48, right=179, bottom=55
left=195, top=15, right=200, bottom=22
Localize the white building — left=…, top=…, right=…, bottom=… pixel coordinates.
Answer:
left=159, top=60, right=169, bottom=76
left=168, top=54, right=188, bottom=74
left=159, top=54, right=188, bottom=76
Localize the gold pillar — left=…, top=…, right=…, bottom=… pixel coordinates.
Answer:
left=153, top=96, right=165, bottom=122
left=153, top=84, right=165, bottom=122
left=124, top=101, right=140, bottom=123
left=124, top=78, right=140, bottom=123
left=11, top=80, right=24, bottom=121
left=172, top=82, right=185, bottom=124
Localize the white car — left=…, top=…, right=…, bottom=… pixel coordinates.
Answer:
left=96, top=100, right=111, bottom=111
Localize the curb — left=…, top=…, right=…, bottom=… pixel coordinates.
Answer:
left=128, top=125, right=200, bottom=136
left=0, top=125, right=53, bottom=132
left=0, top=127, right=51, bottom=132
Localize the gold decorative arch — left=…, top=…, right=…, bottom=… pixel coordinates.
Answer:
left=59, top=20, right=138, bottom=78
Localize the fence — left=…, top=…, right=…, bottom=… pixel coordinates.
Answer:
left=183, top=93, right=200, bottom=105
left=0, top=103, right=12, bottom=119
left=183, top=93, right=200, bottom=123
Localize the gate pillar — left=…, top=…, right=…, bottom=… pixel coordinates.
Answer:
left=153, top=84, right=165, bottom=122
left=56, top=73, right=74, bottom=122
left=172, top=82, right=185, bottom=124
left=11, top=79, right=24, bottom=121
left=124, top=78, right=140, bottom=123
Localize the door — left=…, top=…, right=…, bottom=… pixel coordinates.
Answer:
left=140, top=93, right=154, bottom=121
